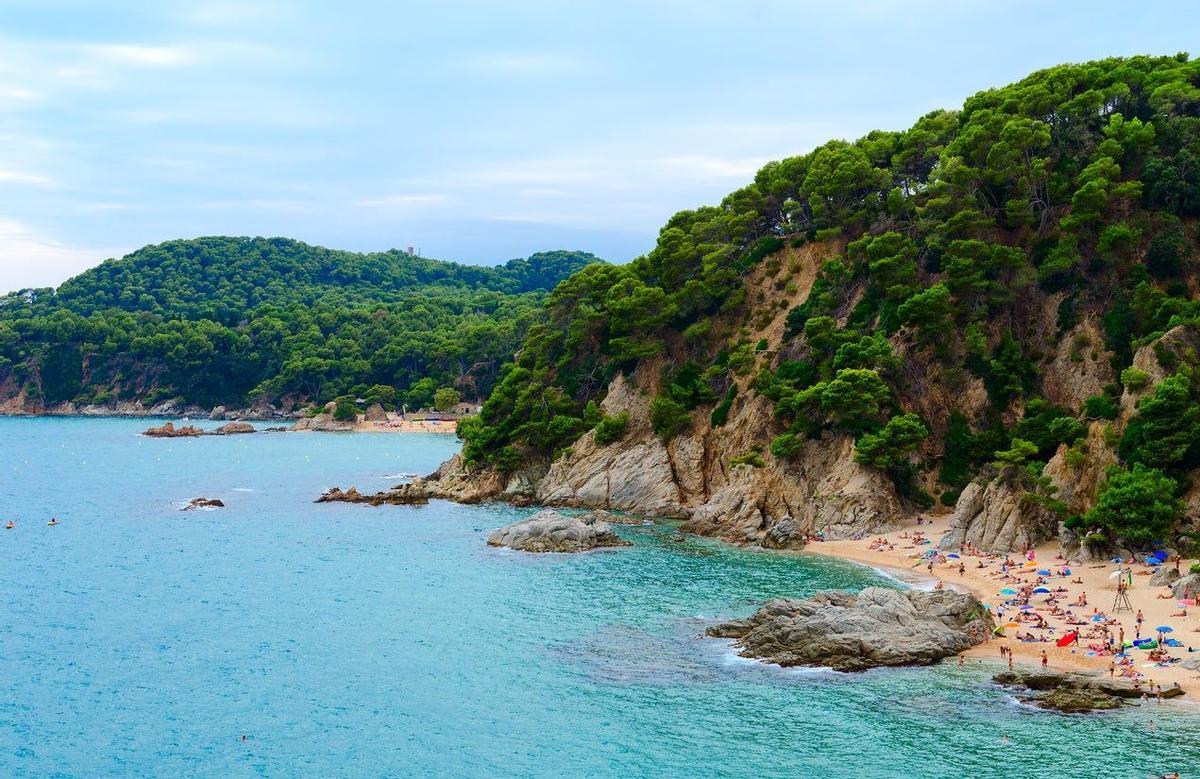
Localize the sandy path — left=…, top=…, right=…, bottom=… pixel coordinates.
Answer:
left=808, top=515, right=1200, bottom=696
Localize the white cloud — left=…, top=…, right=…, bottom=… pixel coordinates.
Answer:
left=0, top=219, right=121, bottom=292
left=658, top=155, right=768, bottom=179
left=82, top=43, right=193, bottom=68
left=0, top=168, right=56, bottom=188
left=357, top=193, right=449, bottom=208
left=455, top=52, right=585, bottom=77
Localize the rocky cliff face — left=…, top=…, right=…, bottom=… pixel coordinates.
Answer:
left=420, top=364, right=901, bottom=546
left=939, top=475, right=1060, bottom=553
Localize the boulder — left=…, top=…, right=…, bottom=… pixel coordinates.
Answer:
left=291, top=412, right=356, bottom=432
left=181, top=497, right=224, bottom=510
left=760, top=516, right=805, bottom=550
left=487, top=509, right=630, bottom=553
left=214, top=421, right=255, bottom=435
left=706, top=587, right=993, bottom=672
left=581, top=508, right=644, bottom=525
left=209, top=406, right=227, bottom=421
left=1150, top=566, right=1181, bottom=587
left=363, top=403, right=388, bottom=422
left=1172, top=573, right=1200, bottom=599
left=315, top=483, right=429, bottom=506
left=143, top=421, right=203, bottom=438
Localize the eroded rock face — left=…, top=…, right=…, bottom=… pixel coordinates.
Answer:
left=939, top=475, right=1058, bottom=553
left=1043, top=421, right=1118, bottom=517
left=363, top=403, right=388, bottom=422
left=291, top=412, right=356, bottom=432
left=992, top=669, right=1181, bottom=712
left=1172, top=573, right=1200, bottom=599
left=706, top=588, right=993, bottom=672
left=486, top=509, right=630, bottom=553
left=316, top=483, right=429, bottom=506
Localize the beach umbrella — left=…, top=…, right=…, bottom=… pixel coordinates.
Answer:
left=1000, top=588, right=1017, bottom=595
left=947, top=553, right=960, bottom=559
left=1020, top=605, right=1035, bottom=611
left=1033, top=586, right=1051, bottom=594
left=1091, top=614, right=1105, bottom=622
left=1108, top=570, right=1124, bottom=579
left=1156, top=626, right=1174, bottom=633
left=1062, top=567, right=1071, bottom=575
left=1037, top=569, right=1052, bottom=575
left=1024, top=560, right=1037, bottom=567
left=1152, top=550, right=1169, bottom=563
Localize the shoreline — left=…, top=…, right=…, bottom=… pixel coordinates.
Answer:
left=804, top=514, right=1200, bottom=697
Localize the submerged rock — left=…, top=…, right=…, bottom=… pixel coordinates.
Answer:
left=487, top=509, right=630, bottom=553
left=991, top=668, right=1182, bottom=712
left=315, top=483, right=429, bottom=506
left=707, top=587, right=992, bottom=672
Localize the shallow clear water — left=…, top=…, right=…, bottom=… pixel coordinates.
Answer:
left=1, top=417, right=1197, bottom=777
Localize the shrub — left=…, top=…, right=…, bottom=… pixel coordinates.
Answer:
left=1121, top=366, right=1150, bottom=390
left=730, top=449, right=766, bottom=468
left=1084, top=464, right=1182, bottom=547
left=710, top=386, right=737, bottom=427
left=854, top=413, right=929, bottom=469
left=1083, top=394, right=1118, bottom=419
left=650, top=396, right=691, bottom=440
left=593, top=411, right=630, bottom=445
left=770, top=432, right=805, bottom=460
left=332, top=396, right=359, bottom=422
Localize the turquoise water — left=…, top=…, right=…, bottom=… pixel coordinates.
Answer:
left=1, top=418, right=1198, bottom=777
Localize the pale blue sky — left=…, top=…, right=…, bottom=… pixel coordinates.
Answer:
left=1, top=1, right=1198, bottom=290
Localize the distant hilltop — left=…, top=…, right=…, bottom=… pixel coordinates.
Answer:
left=0, top=237, right=603, bottom=414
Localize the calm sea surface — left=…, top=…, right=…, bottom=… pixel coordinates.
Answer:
left=1, top=417, right=1198, bottom=777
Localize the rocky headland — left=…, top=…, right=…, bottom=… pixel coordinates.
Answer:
left=315, top=484, right=430, bottom=506
left=706, top=587, right=993, bottom=672
left=992, top=668, right=1183, bottom=713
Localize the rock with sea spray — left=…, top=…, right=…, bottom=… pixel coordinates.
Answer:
left=706, top=587, right=993, bottom=672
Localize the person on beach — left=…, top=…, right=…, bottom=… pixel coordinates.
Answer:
left=1041, top=650, right=1048, bottom=668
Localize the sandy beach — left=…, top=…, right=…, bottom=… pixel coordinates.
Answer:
left=807, top=514, right=1200, bottom=697
left=353, top=418, right=459, bottom=434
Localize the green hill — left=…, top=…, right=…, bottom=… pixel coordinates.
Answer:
left=455, top=54, right=1200, bottom=552
left=0, top=237, right=601, bottom=409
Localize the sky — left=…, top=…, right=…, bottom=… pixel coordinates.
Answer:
left=1, top=1, right=1198, bottom=291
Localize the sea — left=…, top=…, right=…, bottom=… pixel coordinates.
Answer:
left=1, top=416, right=1198, bottom=777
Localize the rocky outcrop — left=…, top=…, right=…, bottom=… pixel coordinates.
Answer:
left=144, top=421, right=204, bottom=437
left=316, top=483, right=429, bottom=506
left=291, top=408, right=356, bottom=432
left=209, top=406, right=227, bottom=420
left=706, top=587, right=992, bottom=672
left=182, top=497, right=224, bottom=510
left=760, top=516, right=805, bottom=550
left=363, top=403, right=388, bottom=422
left=1120, top=324, right=1200, bottom=417
left=214, top=421, right=255, bottom=435
left=486, top=509, right=630, bottom=553
left=1042, top=316, right=1114, bottom=411
left=416, top=453, right=533, bottom=505
left=992, top=669, right=1182, bottom=712
left=1172, top=573, right=1200, bottom=599
left=1043, top=421, right=1118, bottom=516
left=1150, top=566, right=1181, bottom=587
left=939, top=474, right=1059, bottom=553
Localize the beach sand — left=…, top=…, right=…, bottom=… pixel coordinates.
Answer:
left=353, top=418, right=459, bottom=434
left=808, top=514, right=1200, bottom=696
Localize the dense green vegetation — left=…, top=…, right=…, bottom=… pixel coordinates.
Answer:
left=462, top=55, right=1200, bottom=549
left=0, top=237, right=599, bottom=408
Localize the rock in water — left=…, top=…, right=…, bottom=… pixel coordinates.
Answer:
left=991, top=668, right=1182, bottom=712
left=706, top=587, right=993, bottom=672
left=143, top=421, right=203, bottom=438
left=214, top=421, right=255, bottom=435
left=487, top=509, right=631, bottom=553
left=182, top=497, right=225, bottom=510
left=315, top=484, right=429, bottom=506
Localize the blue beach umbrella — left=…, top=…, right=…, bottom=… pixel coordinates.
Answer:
left=1037, top=569, right=1052, bottom=575
left=947, top=553, right=960, bottom=559
left=1020, top=605, right=1035, bottom=611
left=1000, top=588, right=1018, bottom=595
left=1033, top=586, right=1051, bottom=594
left=1156, top=626, right=1174, bottom=633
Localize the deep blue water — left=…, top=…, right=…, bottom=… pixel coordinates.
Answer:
left=1, top=417, right=1198, bottom=777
